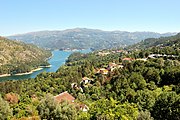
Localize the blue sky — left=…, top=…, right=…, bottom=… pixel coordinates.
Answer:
left=1, top=0, right=180, bottom=36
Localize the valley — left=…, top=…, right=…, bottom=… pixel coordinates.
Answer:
left=0, top=49, right=91, bottom=81
left=1, top=0, right=180, bottom=119
left=0, top=33, right=179, bottom=119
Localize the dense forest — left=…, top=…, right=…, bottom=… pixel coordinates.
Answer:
left=0, top=34, right=179, bottom=120
left=0, top=37, right=51, bottom=75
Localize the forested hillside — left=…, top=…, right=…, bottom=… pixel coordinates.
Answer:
left=0, top=37, right=51, bottom=75
left=0, top=34, right=179, bottom=119
left=8, top=28, right=175, bottom=50
left=129, top=33, right=180, bottom=49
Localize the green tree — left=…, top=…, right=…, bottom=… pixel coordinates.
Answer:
left=129, top=72, right=147, bottom=90
left=37, top=93, right=77, bottom=120
left=137, top=110, right=154, bottom=120
left=144, top=68, right=161, bottom=84
left=89, top=98, right=139, bottom=120
left=134, top=90, right=156, bottom=110
left=77, top=111, right=90, bottom=120
left=151, top=92, right=180, bottom=120
left=0, top=95, right=12, bottom=120
left=161, top=66, right=180, bottom=85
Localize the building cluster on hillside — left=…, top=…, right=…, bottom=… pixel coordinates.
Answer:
left=97, top=49, right=128, bottom=56
left=55, top=50, right=179, bottom=112
left=95, top=62, right=124, bottom=75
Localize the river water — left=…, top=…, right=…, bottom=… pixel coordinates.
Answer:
left=0, top=49, right=91, bottom=81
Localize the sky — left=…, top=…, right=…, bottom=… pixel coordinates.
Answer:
left=0, top=0, right=180, bottom=36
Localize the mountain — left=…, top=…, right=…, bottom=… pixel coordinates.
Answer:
left=0, top=32, right=179, bottom=119
left=7, top=28, right=176, bottom=50
left=0, top=37, right=51, bottom=75
left=128, top=33, right=180, bottom=49
left=0, top=31, right=179, bottom=120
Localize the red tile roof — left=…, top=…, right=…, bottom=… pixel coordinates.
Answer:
left=54, top=91, right=75, bottom=103
left=82, top=77, right=90, bottom=81
left=108, top=63, right=117, bottom=67
left=122, top=58, right=133, bottom=61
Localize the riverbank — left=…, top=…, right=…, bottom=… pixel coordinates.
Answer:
left=0, top=66, right=50, bottom=77
left=14, top=67, right=44, bottom=76
left=0, top=74, right=11, bottom=77
left=0, top=49, right=91, bottom=81
left=39, top=65, right=52, bottom=68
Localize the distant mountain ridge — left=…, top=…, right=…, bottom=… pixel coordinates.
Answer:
left=7, top=28, right=176, bottom=50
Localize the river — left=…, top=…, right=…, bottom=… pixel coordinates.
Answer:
left=0, top=49, right=91, bottom=81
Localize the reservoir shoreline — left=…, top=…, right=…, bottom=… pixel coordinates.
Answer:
left=0, top=65, right=52, bottom=78
left=0, top=49, right=91, bottom=81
